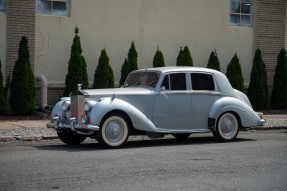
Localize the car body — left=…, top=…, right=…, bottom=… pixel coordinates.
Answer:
left=47, top=66, right=265, bottom=147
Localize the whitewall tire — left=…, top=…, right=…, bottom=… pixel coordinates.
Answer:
left=97, top=113, right=130, bottom=147
left=213, top=112, right=239, bottom=141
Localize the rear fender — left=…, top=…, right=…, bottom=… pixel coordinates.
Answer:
left=208, top=97, right=261, bottom=130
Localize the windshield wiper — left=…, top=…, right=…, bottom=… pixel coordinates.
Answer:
left=145, top=80, right=158, bottom=88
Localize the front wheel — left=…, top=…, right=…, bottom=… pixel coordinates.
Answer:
left=97, top=113, right=130, bottom=148
left=57, top=131, right=86, bottom=145
left=213, top=112, right=239, bottom=142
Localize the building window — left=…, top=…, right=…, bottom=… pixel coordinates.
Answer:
left=0, top=0, right=5, bottom=11
left=229, top=0, right=253, bottom=27
left=36, top=0, right=69, bottom=16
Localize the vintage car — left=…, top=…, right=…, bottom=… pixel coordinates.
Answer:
left=47, top=67, right=265, bottom=147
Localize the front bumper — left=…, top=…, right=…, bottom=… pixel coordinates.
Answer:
left=47, top=117, right=99, bottom=136
left=257, top=112, right=266, bottom=126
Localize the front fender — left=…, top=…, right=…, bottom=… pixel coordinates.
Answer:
left=208, top=97, right=261, bottom=129
left=90, top=98, right=158, bottom=132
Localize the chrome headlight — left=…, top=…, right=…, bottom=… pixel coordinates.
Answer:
left=81, top=115, right=88, bottom=124
left=62, top=101, right=70, bottom=111
left=83, top=101, right=96, bottom=111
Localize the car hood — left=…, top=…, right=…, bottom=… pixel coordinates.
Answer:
left=83, top=87, right=153, bottom=97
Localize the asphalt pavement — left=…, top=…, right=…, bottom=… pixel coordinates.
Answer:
left=0, top=130, right=286, bottom=191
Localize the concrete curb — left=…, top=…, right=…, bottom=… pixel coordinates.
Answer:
left=1, top=126, right=287, bottom=142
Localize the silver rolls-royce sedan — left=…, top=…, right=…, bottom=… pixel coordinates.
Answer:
left=47, top=67, right=265, bottom=147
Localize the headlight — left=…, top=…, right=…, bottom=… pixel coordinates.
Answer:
left=81, top=115, right=88, bottom=124
left=83, top=101, right=96, bottom=111
left=62, top=101, right=70, bottom=111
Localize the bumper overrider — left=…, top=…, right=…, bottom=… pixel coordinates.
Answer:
left=46, top=116, right=99, bottom=136
left=257, top=112, right=266, bottom=126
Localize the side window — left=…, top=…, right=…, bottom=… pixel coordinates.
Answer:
left=190, top=73, right=215, bottom=91
left=170, top=73, right=186, bottom=90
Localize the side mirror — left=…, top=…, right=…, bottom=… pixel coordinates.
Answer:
left=160, top=86, right=165, bottom=92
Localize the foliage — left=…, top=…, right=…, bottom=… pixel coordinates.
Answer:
left=207, top=50, right=221, bottom=71
left=247, top=48, right=270, bottom=110
left=0, top=60, right=5, bottom=114
left=63, top=26, right=88, bottom=96
left=4, top=75, right=11, bottom=102
left=10, top=36, right=36, bottom=115
left=153, top=48, right=165, bottom=68
left=271, top=49, right=287, bottom=109
left=177, top=46, right=193, bottom=66
left=81, top=56, right=89, bottom=89
left=226, top=53, right=245, bottom=92
left=93, top=49, right=114, bottom=89
left=119, top=41, right=138, bottom=85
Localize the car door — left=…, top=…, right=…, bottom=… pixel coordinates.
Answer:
left=152, top=73, right=192, bottom=130
left=189, top=72, right=219, bottom=130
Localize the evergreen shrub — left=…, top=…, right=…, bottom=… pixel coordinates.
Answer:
left=93, top=49, right=114, bottom=89
left=226, top=53, right=245, bottom=92
left=271, top=49, right=287, bottom=109
left=63, top=27, right=88, bottom=96
left=177, top=46, right=193, bottom=66
left=10, top=36, right=36, bottom=115
left=119, top=41, right=138, bottom=85
left=247, top=48, right=270, bottom=110
left=153, top=48, right=165, bottom=68
left=207, top=50, right=221, bottom=71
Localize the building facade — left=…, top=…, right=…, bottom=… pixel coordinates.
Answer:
left=0, top=0, right=286, bottom=107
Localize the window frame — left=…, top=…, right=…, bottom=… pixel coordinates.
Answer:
left=229, top=0, right=253, bottom=27
left=36, top=0, right=71, bottom=17
left=190, top=72, right=216, bottom=92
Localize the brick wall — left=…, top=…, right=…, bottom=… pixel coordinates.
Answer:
left=36, top=87, right=65, bottom=107
left=253, top=0, right=286, bottom=88
left=6, top=0, right=35, bottom=77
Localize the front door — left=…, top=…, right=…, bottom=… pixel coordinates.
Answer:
left=152, top=73, right=192, bottom=130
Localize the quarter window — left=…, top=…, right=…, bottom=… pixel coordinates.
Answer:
left=0, top=0, right=5, bottom=11
left=161, top=73, right=187, bottom=91
left=229, top=0, right=253, bottom=27
left=190, top=73, right=215, bottom=91
left=36, top=0, right=69, bottom=16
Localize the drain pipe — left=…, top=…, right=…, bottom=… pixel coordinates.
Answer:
left=36, top=74, right=48, bottom=110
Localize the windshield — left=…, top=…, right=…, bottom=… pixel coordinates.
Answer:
left=124, top=71, right=161, bottom=88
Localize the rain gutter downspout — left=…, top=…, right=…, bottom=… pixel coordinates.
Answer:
left=36, top=75, right=48, bottom=110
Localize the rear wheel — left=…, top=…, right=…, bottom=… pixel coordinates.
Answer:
left=97, top=113, right=130, bottom=148
left=172, top=133, right=191, bottom=139
left=213, top=112, right=239, bottom=141
left=57, top=131, right=86, bottom=145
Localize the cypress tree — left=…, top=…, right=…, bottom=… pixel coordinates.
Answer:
left=119, top=41, right=138, bottom=85
left=0, top=60, right=5, bottom=114
left=226, top=53, right=245, bottom=92
left=81, top=56, right=89, bottom=89
left=10, top=36, right=36, bottom=115
left=93, top=49, right=114, bottom=89
left=177, top=46, right=193, bottom=66
left=271, top=49, right=287, bottom=109
left=119, top=58, right=129, bottom=85
left=207, top=50, right=221, bottom=71
left=153, top=48, right=165, bottom=68
left=176, top=47, right=184, bottom=66
left=247, top=48, right=270, bottom=110
left=63, top=26, right=88, bottom=96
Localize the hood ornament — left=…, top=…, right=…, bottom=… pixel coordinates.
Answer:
left=77, top=84, right=82, bottom=91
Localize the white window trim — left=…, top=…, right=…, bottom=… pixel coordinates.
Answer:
left=229, top=0, right=253, bottom=27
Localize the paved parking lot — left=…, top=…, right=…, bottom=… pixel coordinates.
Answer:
left=0, top=130, right=286, bottom=191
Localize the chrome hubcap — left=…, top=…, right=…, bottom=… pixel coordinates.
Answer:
left=105, top=120, right=124, bottom=142
left=220, top=116, right=235, bottom=137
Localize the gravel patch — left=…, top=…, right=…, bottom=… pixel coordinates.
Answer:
left=0, top=127, right=56, bottom=137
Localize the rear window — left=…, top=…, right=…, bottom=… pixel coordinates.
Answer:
left=190, top=73, right=215, bottom=91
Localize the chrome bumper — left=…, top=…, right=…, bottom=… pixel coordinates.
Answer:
left=257, top=112, right=266, bottom=126
left=47, top=117, right=99, bottom=136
